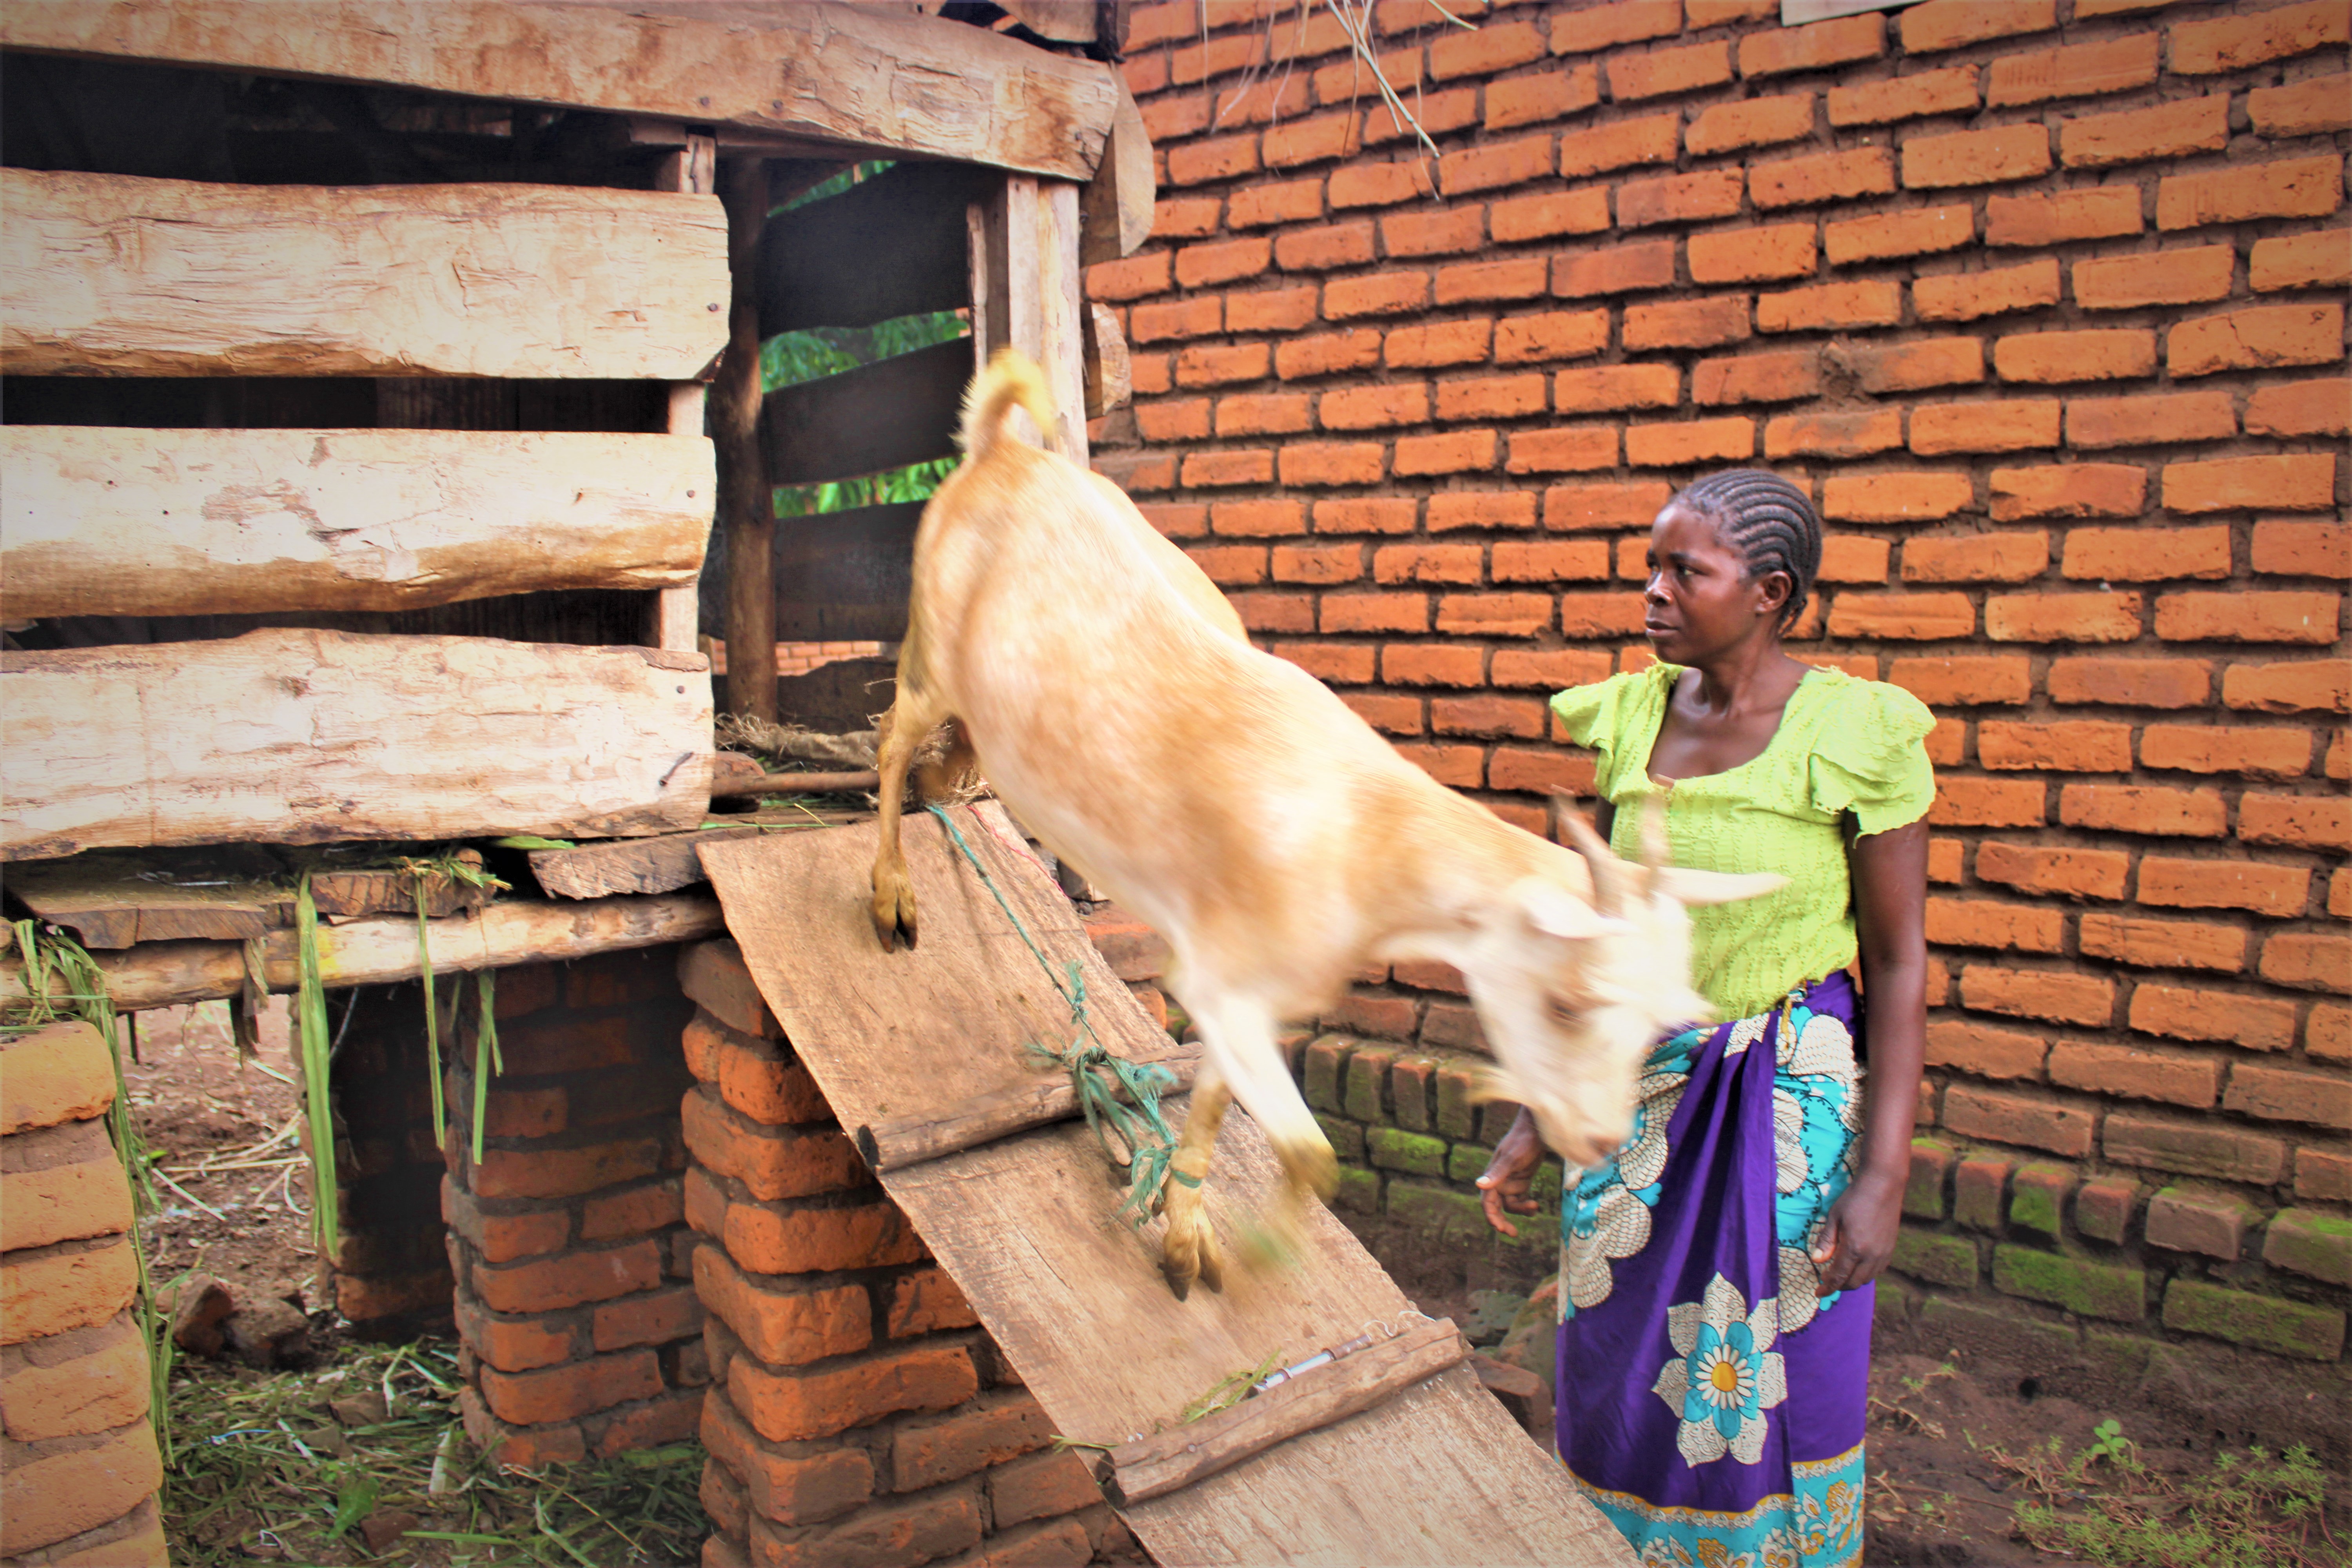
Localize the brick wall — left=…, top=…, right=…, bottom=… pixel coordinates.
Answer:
left=328, top=980, right=459, bottom=1334
left=677, top=940, right=1137, bottom=1568
left=1, top=1020, right=169, bottom=1566
left=1088, top=0, right=2348, bottom=1419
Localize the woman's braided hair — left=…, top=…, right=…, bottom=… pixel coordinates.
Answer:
left=1675, top=469, right=1822, bottom=633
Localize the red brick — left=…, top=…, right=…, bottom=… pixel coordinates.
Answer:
left=1435, top=257, right=1548, bottom=306
left=1903, top=124, right=2051, bottom=188
left=1692, top=349, right=1821, bottom=406
left=2171, top=303, right=2346, bottom=379
left=1553, top=364, right=1677, bottom=414
left=723, top=1194, right=928, bottom=1276
left=1085, top=252, right=1171, bottom=304
left=2264, top=933, right=2352, bottom=993
left=582, top=1178, right=686, bottom=1242
left=1686, top=93, right=1815, bottom=156
left=2138, top=857, right=2310, bottom=916
left=2050, top=1043, right=2222, bottom=1109
left=2063, top=525, right=2232, bottom=583
left=1437, top=134, right=1554, bottom=196
left=0, top=1421, right=163, bottom=1557
left=1765, top=408, right=1903, bottom=460
left=1489, top=189, right=1613, bottom=247
left=1369, top=87, right=1482, bottom=147
left=1426, top=490, right=1538, bottom=532
left=2142, top=724, right=2311, bottom=780
left=1624, top=296, right=1752, bottom=350
left=1277, top=328, right=1384, bottom=381
left=1824, top=472, right=1973, bottom=523
left=1434, top=591, right=1550, bottom=637
left=1825, top=591, right=1973, bottom=640
left=2310, top=1003, right=2352, bottom=1061
left=1988, top=462, right=2145, bottom=520
left=1827, top=66, right=1978, bottom=127
left=1383, top=643, right=1486, bottom=687
left=1226, top=287, right=1320, bottom=334
left=1428, top=16, right=1543, bottom=79
left=1166, top=134, right=1260, bottom=188
left=1270, top=543, right=1364, bottom=584
left=1374, top=543, right=1481, bottom=584
left=1492, top=540, right=1611, bottom=583
left=1618, top=169, right=1747, bottom=230
left=2160, top=156, right=2341, bottom=234
left=1382, top=206, right=1484, bottom=260
left=1276, top=222, right=1376, bottom=274
left=2131, top=985, right=2299, bottom=1053
left=1985, top=187, right=2143, bottom=247
left=2169, top=1, right=2351, bottom=75
left=1925, top=1019, right=2046, bottom=1080
left=1914, top=258, right=2060, bottom=323
left=1903, top=532, right=2048, bottom=583
left=482, top=1347, right=662, bottom=1426
left=2059, top=96, right=2229, bottom=169
left=1178, top=449, right=1274, bottom=488
left=990, top=1448, right=1104, bottom=1528
left=1557, top=591, right=1649, bottom=637
left=1432, top=694, right=1548, bottom=738
left=1987, top=34, right=2158, bottom=107
left=1124, top=359, right=1173, bottom=400
left=2157, top=590, right=2341, bottom=645
left=1328, top=160, right=1437, bottom=210
left=1543, top=480, right=1672, bottom=530
left=1503, top=426, right=1616, bottom=473
left=2251, top=71, right=2352, bottom=136
left=1912, top=399, right=2061, bottom=456
left=891, top=1392, right=1053, bottom=1491
left=886, top=1267, right=977, bottom=1338
left=1927, top=780, right=2049, bottom=831
left=1964, top=964, right=2114, bottom=1028
left=1226, top=179, right=1322, bottom=232
left=1210, top=499, right=1307, bottom=538
left=1551, top=239, right=1677, bottom=299
left=1488, top=746, right=1599, bottom=795
left=1975, top=840, right=2129, bottom=900
left=2227, top=1063, right=2352, bottom=1128
left=1175, top=344, right=1271, bottom=389
left=1322, top=591, right=1428, bottom=633
left=1437, top=372, right=1547, bottom=421
left=1216, top=393, right=1314, bottom=438
left=1395, top=740, right=1486, bottom=787
left=1264, top=113, right=1363, bottom=169
left=2252, top=517, right=2350, bottom=577
left=1994, top=329, right=2156, bottom=386
left=1556, top=114, right=1681, bottom=179
left=2106, top=1112, right=2285, bottom=1185
left=1551, top=0, right=1682, bottom=54
left=2252, top=228, right=2352, bottom=296
left=1274, top=641, right=1377, bottom=683
left=1749, top=148, right=1895, bottom=213
left=473, top=1239, right=664, bottom=1315
left=1492, top=647, right=1614, bottom=688
left=1347, top=693, right=1423, bottom=733
left=1396, top=428, right=1496, bottom=476
left=1134, top=398, right=1210, bottom=443
left=2223, top=660, right=2350, bottom=714
left=1495, top=308, right=1613, bottom=365
left=1278, top=441, right=1385, bottom=486
left=1176, top=237, right=1271, bottom=290
left=1486, top=63, right=1604, bottom=131
left=1607, top=40, right=1733, bottom=102
left=2060, top=783, right=2227, bottom=838
left=2065, top=390, right=2236, bottom=450
left=1985, top=589, right=2141, bottom=642
left=729, top=1341, right=977, bottom=1445
left=592, top=1282, right=701, bottom=1352
left=1978, top=719, right=2131, bottom=772
left=2248, top=381, right=2352, bottom=443
left=1378, top=319, right=1490, bottom=372
left=1690, top=224, right=1817, bottom=285
left=1318, top=383, right=1428, bottom=431
left=1324, top=270, right=1430, bottom=320
left=1942, top=1084, right=2096, bottom=1158
left=1739, top=12, right=1884, bottom=78
left=2080, top=912, right=2244, bottom=973
left=1899, top=0, right=2055, bottom=52
left=470, top=1135, right=662, bottom=1201
left=1625, top=417, right=1755, bottom=468
left=2241, top=793, right=2350, bottom=851
left=1755, top=279, right=1901, bottom=334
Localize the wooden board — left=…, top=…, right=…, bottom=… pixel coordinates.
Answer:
left=2, top=426, right=713, bottom=619
left=759, top=162, right=983, bottom=334
left=773, top=501, right=923, bottom=643
left=526, top=809, right=867, bottom=901
left=969, top=176, right=1090, bottom=463
left=0, top=2, right=1118, bottom=181
left=0, top=629, right=714, bottom=861
left=1079, top=77, right=1155, bottom=267
left=4, top=848, right=290, bottom=948
left=697, top=811, right=1633, bottom=1568
left=0, top=168, right=729, bottom=379
left=761, top=337, right=973, bottom=486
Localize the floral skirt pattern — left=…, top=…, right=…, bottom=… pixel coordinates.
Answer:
left=1557, top=972, right=1871, bottom=1568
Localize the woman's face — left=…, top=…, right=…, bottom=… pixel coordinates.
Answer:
left=1641, top=501, right=1789, bottom=664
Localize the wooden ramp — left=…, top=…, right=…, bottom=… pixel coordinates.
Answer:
left=699, top=804, right=1633, bottom=1568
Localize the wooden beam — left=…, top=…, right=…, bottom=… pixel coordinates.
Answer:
left=715, top=160, right=776, bottom=722
left=1037, top=181, right=1091, bottom=465
left=0, top=2, right=1117, bottom=180
left=855, top=1043, right=1205, bottom=1172
left=1, top=629, right=715, bottom=861
left=0, top=168, right=730, bottom=379
left=1079, top=78, right=1156, bottom=267
left=0, top=894, right=724, bottom=1014
left=1, top=426, right=713, bottom=619
left=758, top=161, right=983, bottom=334
left=760, top=336, right=973, bottom=486
left=967, top=175, right=1088, bottom=460
left=773, top=500, right=923, bottom=643
left=524, top=809, right=865, bottom=901
left=649, top=119, right=718, bottom=657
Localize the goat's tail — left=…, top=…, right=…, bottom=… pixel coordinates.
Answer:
left=958, top=347, right=1056, bottom=461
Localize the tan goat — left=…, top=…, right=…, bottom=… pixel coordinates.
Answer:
left=871, top=350, right=1780, bottom=1297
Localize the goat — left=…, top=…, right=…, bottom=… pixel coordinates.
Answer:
left=870, top=350, right=1781, bottom=1297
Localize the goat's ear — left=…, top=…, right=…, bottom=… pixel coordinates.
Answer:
left=1516, top=878, right=1624, bottom=940
left=1654, top=868, right=1788, bottom=907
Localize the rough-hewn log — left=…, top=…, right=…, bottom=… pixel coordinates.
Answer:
left=969, top=176, right=1089, bottom=461
left=1, top=629, right=714, bottom=860
left=0, top=2, right=1116, bottom=180
left=716, top=160, right=775, bottom=722
left=0, top=894, right=724, bottom=1013
left=856, top=1043, right=1205, bottom=1172
left=774, top=501, right=923, bottom=643
left=1080, top=79, right=1155, bottom=266
left=762, top=337, right=973, bottom=485
left=0, top=168, right=730, bottom=379
left=1, top=426, right=712, bottom=620
left=759, top=161, right=983, bottom=334
left=1084, top=303, right=1132, bottom=420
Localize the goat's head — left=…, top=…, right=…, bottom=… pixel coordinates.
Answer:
left=1459, top=799, right=1782, bottom=1169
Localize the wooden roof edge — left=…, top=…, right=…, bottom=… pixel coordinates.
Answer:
left=0, top=0, right=1120, bottom=181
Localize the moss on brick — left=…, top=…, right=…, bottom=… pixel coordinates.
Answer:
left=1446, top=1142, right=1494, bottom=1185
left=1906, top=1138, right=1954, bottom=1220
left=1991, top=1243, right=2146, bottom=1322
left=1367, top=1127, right=1446, bottom=1177
left=2263, top=1209, right=2352, bottom=1287
left=2009, top=1163, right=2075, bottom=1237
left=1344, top=1047, right=1395, bottom=1125
left=2163, top=1278, right=2348, bottom=1362
left=1303, top=1034, right=1352, bottom=1114
left=1332, top=1165, right=1381, bottom=1216
left=1385, top=1180, right=1491, bottom=1249
left=1313, top=1113, right=1365, bottom=1164
left=1893, top=1229, right=1979, bottom=1288
left=1434, top=1063, right=1480, bottom=1140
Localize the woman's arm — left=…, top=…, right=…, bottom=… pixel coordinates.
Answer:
left=1813, top=815, right=1929, bottom=1294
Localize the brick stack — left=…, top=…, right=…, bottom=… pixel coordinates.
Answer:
left=442, top=947, right=706, bottom=1467
left=329, top=980, right=458, bottom=1333
left=0, top=1020, right=168, bottom=1567
left=1090, top=0, right=2347, bottom=1421
left=677, top=939, right=1132, bottom=1568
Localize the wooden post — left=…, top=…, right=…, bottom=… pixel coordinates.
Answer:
left=648, top=131, right=718, bottom=656
left=967, top=175, right=1091, bottom=463
left=715, top=157, right=776, bottom=720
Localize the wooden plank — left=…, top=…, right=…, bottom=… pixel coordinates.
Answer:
left=1079, top=78, right=1156, bottom=266
left=773, top=501, right=923, bottom=644
left=526, top=808, right=869, bottom=900
left=0, top=629, right=715, bottom=861
left=1084, top=303, right=1133, bottom=420
left=0, top=893, right=724, bottom=1014
left=0, top=2, right=1117, bottom=180
left=856, top=1042, right=1205, bottom=1172
left=1036, top=180, right=1091, bottom=464
left=760, top=337, right=973, bottom=485
left=1, top=426, right=712, bottom=620
left=716, top=160, right=777, bottom=722
left=5, top=849, right=290, bottom=949
left=650, top=381, right=713, bottom=653
left=697, top=813, right=1632, bottom=1567
left=758, top=162, right=983, bottom=334
left=0, top=167, right=730, bottom=379
left=968, top=173, right=1087, bottom=457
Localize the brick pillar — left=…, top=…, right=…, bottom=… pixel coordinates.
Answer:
left=679, top=939, right=1136, bottom=1568
left=443, top=947, right=705, bottom=1468
left=0, top=1020, right=169, bottom=1567
left=329, top=980, right=457, bottom=1333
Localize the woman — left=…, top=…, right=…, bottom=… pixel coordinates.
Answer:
left=1478, top=470, right=1931, bottom=1568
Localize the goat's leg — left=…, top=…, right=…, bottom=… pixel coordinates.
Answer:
left=1178, top=991, right=1336, bottom=1278
left=1157, top=1064, right=1230, bottom=1301
left=869, top=682, right=948, bottom=950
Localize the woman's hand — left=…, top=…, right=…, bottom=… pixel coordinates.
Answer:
left=1475, top=1107, right=1544, bottom=1238
left=1812, top=1163, right=1904, bottom=1294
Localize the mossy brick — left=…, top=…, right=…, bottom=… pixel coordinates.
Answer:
left=1385, top=1179, right=1493, bottom=1249
left=1954, top=1156, right=2013, bottom=1231
left=1447, top=1142, right=1494, bottom=1185
left=1893, top=1228, right=1980, bottom=1288
left=1312, top=1113, right=1366, bottom=1164
left=1368, top=1127, right=1448, bottom=1177
left=2144, top=1187, right=2259, bottom=1260
left=1390, top=1055, right=1439, bottom=1132
left=1435, top=1062, right=1481, bottom=1140
left=1992, top=1243, right=2147, bottom=1322
left=1531, top=1160, right=1564, bottom=1211
left=1875, top=1276, right=1918, bottom=1336
left=1303, top=1034, right=1353, bottom=1114
left=1345, top=1046, right=1396, bottom=1124
left=2262, top=1209, right=2352, bottom=1286
left=2074, top=1179, right=2140, bottom=1245
left=1918, top=1294, right=2082, bottom=1360
left=1906, top=1139, right=1955, bottom=1219
left=1478, top=1102, right=1523, bottom=1145
left=1333, top=1164, right=1381, bottom=1216
left=1278, top=1028, right=1314, bottom=1080
left=2009, top=1163, right=2076, bottom=1237
left=2163, top=1278, right=2347, bottom=1362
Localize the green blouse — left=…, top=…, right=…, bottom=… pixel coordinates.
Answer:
left=1550, top=663, right=1936, bottom=1022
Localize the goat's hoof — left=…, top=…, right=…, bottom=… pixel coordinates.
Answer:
left=869, top=878, right=919, bottom=951
left=1160, top=1212, right=1224, bottom=1301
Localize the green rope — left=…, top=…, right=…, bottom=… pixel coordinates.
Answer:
left=922, top=805, right=1194, bottom=1224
